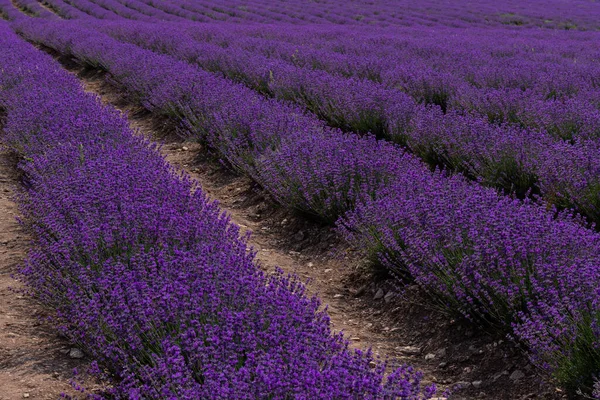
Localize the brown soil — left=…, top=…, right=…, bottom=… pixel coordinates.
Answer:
left=60, top=60, right=569, bottom=399
left=0, top=146, right=98, bottom=399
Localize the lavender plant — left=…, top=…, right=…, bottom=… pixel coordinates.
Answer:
left=5, top=0, right=600, bottom=396
left=0, top=22, right=435, bottom=399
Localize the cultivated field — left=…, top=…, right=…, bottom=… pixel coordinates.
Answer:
left=0, top=0, right=600, bottom=398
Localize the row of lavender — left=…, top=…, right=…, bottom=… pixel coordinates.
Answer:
left=14, top=0, right=600, bottom=136
left=97, top=21, right=600, bottom=140
left=90, top=20, right=600, bottom=228
left=22, top=3, right=600, bottom=141
left=12, top=1, right=600, bottom=121
left=10, top=0, right=57, bottom=18
left=0, top=20, right=436, bottom=399
left=160, top=0, right=600, bottom=30
left=171, top=23, right=600, bottom=113
left=21, top=0, right=600, bottom=30
left=13, top=16, right=600, bottom=395
left=23, top=0, right=600, bottom=105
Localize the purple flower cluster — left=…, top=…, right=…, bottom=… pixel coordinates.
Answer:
left=6, top=0, right=600, bottom=395
left=7, top=0, right=600, bottom=29
left=0, top=21, right=435, bottom=399
left=10, top=0, right=57, bottom=18
left=338, top=170, right=600, bottom=394
left=255, top=132, right=422, bottom=223
left=15, top=19, right=418, bottom=224
left=49, top=0, right=600, bottom=29
left=15, top=17, right=600, bottom=396
left=89, top=21, right=600, bottom=226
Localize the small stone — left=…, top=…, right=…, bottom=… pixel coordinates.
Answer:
left=281, top=218, right=288, bottom=225
left=354, top=284, right=368, bottom=297
left=333, top=294, right=343, bottom=298
left=350, top=337, right=361, bottom=342
left=324, top=268, right=333, bottom=273
left=455, top=381, right=471, bottom=389
left=510, top=370, right=525, bottom=381
left=23, top=394, right=30, bottom=398
left=383, top=291, right=395, bottom=303
left=369, top=361, right=377, bottom=368
left=373, top=288, right=384, bottom=300
left=472, top=380, right=483, bottom=389
left=69, top=348, right=84, bottom=359
left=397, top=346, right=421, bottom=356
left=425, top=353, right=436, bottom=361
left=438, top=362, right=448, bottom=368
left=493, top=371, right=508, bottom=381
left=436, top=347, right=447, bottom=357
left=181, top=146, right=189, bottom=151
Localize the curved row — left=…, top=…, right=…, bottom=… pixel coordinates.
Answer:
left=11, top=0, right=57, bottom=17
left=0, top=20, right=434, bottom=399
left=117, top=0, right=600, bottom=29
left=101, top=22, right=600, bottom=138
left=19, top=0, right=600, bottom=29
left=163, top=23, right=600, bottom=110
left=96, top=21, right=600, bottom=227
left=14, top=17, right=600, bottom=395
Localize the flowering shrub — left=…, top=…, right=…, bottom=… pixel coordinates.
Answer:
left=0, top=22, right=435, bottom=399
left=93, top=21, right=600, bottom=227
left=5, top=1, right=600, bottom=396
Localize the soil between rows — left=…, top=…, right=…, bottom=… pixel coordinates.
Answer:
left=62, top=59, right=565, bottom=399
left=0, top=146, right=99, bottom=399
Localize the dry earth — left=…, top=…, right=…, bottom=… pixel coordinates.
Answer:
left=0, top=146, right=98, bottom=399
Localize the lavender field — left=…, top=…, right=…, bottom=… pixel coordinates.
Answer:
left=1, top=0, right=600, bottom=398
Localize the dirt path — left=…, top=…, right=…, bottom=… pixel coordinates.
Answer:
left=72, top=68, right=566, bottom=400
left=0, top=146, right=97, bottom=399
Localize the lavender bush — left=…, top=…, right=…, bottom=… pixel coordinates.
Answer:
left=0, top=21, right=435, bottom=399
left=4, top=0, right=600, bottom=396
left=92, top=21, right=600, bottom=227
left=14, top=17, right=600, bottom=395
